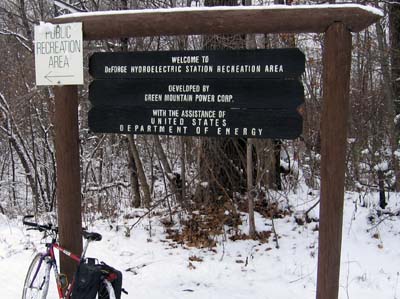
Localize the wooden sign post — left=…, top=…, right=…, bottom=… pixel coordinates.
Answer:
left=317, top=23, right=352, bottom=299
left=53, top=86, right=82, bottom=280
left=50, top=5, right=381, bottom=299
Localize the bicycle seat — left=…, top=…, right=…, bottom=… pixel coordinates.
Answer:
left=82, top=231, right=102, bottom=241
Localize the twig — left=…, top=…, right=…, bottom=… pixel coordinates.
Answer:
left=304, top=199, right=320, bottom=220
left=289, top=271, right=314, bottom=283
left=128, top=193, right=175, bottom=232
left=345, top=255, right=351, bottom=299
left=366, top=214, right=396, bottom=232
left=219, top=236, right=226, bottom=262
left=271, top=216, right=279, bottom=249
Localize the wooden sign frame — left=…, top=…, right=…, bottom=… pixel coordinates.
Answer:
left=50, top=5, right=381, bottom=299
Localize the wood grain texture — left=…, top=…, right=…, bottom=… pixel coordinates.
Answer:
left=51, top=6, right=381, bottom=40
left=54, top=86, right=82, bottom=281
left=316, top=23, right=352, bottom=299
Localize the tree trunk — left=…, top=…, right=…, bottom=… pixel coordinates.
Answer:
left=247, top=139, right=256, bottom=238
left=389, top=1, right=400, bottom=191
left=376, top=19, right=400, bottom=191
left=390, top=1, right=400, bottom=113
left=377, top=170, right=387, bottom=209
left=180, top=137, right=186, bottom=202
left=245, top=5, right=256, bottom=237
left=127, top=135, right=151, bottom=208
left=153, top=135, right=183, bottom=203
left=127, top=143, right=141, bottom=208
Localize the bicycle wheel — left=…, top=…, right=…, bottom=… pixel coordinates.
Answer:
left=96, top=279, right=116, bottom=299
left=22, top=253, right=51, bottom=299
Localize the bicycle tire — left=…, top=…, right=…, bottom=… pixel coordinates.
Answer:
left=22, top=253, right=51, bottom=299
left=96, top=279, right=116, bottom=299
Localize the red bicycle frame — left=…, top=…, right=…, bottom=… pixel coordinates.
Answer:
left=45, top=241, right=82, bottom=299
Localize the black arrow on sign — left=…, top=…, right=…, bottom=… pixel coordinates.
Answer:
left=44, top=71, right=75, bottom=83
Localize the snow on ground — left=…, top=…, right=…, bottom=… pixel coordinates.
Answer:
left=0, top=188, right=399, bottom=299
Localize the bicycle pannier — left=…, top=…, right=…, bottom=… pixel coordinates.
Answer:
left=71, top=258, right=102, bottom=299
left=98, top=262, right=123, bottom=299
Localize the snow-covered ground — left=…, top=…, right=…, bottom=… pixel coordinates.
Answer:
left=0, top=188, right=399, bottom=299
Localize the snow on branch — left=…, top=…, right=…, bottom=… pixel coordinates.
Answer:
left=85, top=181, right=130, bottom=192
left=0, top=29, right=32, bottom=52
left=54, top=0, right=86, bottom=14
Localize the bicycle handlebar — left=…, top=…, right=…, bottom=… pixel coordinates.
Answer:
left=23, top=215, right=103, bottom=245
left=23, top=215, right=58, bottom=233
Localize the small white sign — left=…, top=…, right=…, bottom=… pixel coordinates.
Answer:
left=34, top=22, right=83, bottom=86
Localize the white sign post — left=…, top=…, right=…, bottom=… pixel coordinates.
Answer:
left=34, top=22, right=83, bottom=86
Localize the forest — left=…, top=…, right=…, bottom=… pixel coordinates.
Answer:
left=1, top=0, right=399, bottom=234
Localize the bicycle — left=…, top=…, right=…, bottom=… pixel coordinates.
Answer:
left=22, top=215, right=117, bottom=299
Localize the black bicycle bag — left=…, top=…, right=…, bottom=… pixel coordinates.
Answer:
left=71, top=258, right=102, bottom=299
left=98, top=262, right=123, bottom=299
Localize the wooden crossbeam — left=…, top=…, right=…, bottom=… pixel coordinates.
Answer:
left=51, top=5, right=382, bottom=40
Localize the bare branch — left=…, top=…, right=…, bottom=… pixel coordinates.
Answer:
left=0, top=29, right=32, bottom=52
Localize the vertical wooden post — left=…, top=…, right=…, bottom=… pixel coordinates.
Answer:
left=316, top=23, right=352, bottom=299
left=247, top=138, right=256, bottom=238
left=54, top=86, right=83, bottom=280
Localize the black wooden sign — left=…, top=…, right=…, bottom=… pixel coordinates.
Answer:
left=88, top=48, right=305, bottom=139
left=89, top=48, right=305, bottom=79
left=89, top=79, right=304, bottom=109
left=88, top=106, right=302, bottom=139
